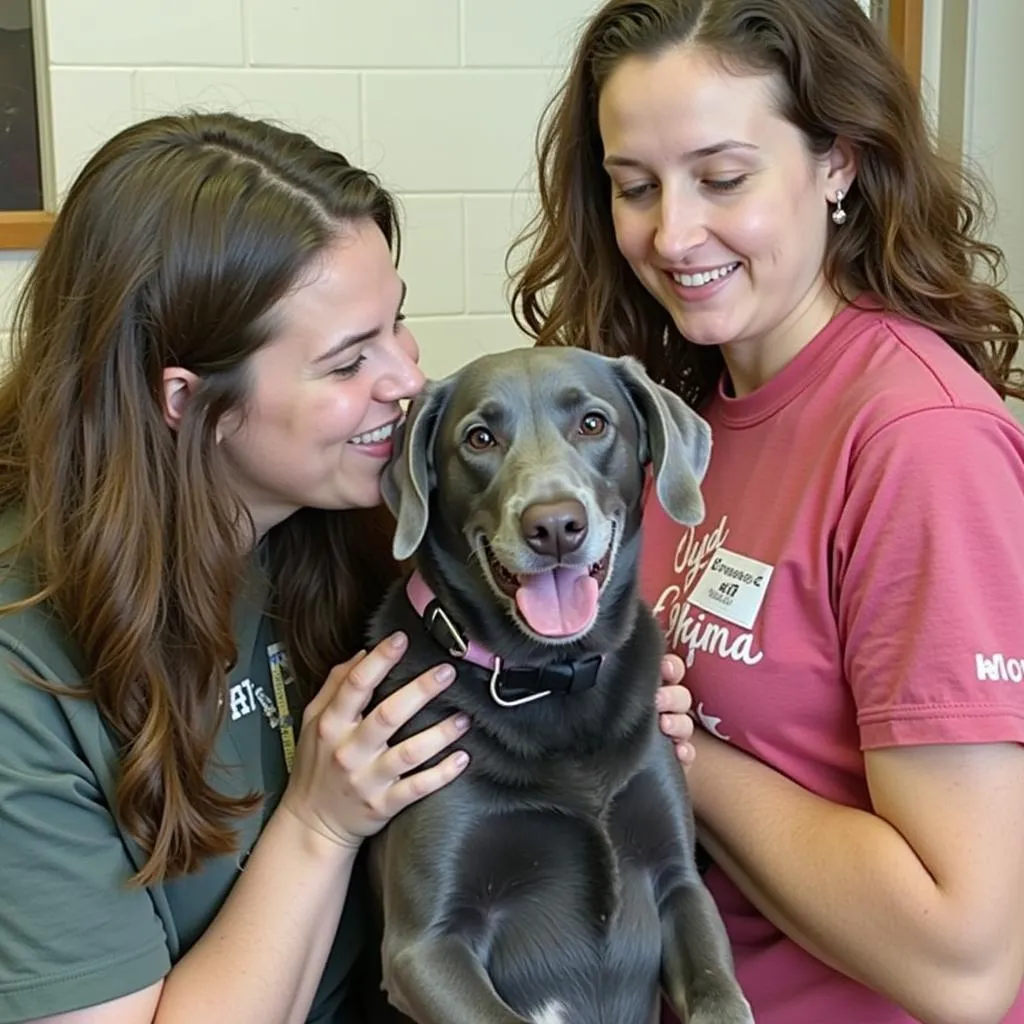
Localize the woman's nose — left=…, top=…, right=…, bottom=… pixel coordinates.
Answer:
left=375, top=330, right=426, bottom=402
left=654, top=194, right=707, bottom=261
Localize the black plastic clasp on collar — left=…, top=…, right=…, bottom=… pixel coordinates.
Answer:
left=490, top=653, right=603, bottom=706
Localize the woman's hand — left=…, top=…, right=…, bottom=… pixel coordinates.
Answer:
left=280, top=631, right=470, bottom=852
left=657, top=653, right=696, bottom=769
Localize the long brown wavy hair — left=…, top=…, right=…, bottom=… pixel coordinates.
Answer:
left=0, top=112, right=401, bottom=884
left=511, top=0, right=1024, bottom=408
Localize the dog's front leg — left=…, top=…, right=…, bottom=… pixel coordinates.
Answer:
left=377, top=793, right=533, bottom=1024
left=387, top=932, right=532, bottom=1024
left=660, top=880, right=754, bottom=1024
left=643, top=743, right=754, bottom=1024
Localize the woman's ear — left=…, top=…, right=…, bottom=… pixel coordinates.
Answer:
left=161, top=367, right=202, bottom=431
left=825, top=136, right=858, bottom=198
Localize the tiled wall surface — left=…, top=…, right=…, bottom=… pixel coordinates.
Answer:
left=1, top=0, right=602, bottom=378
left=3, top=0, right=1019, bottom=406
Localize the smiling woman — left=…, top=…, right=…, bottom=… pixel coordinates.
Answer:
left=204, top=223, right=422, bottom=540
left=0, top=111, right=454, bottom=1024
left=597, top=45, right=855, bottom=393
left=510, top=1, right=1024, bottom=1022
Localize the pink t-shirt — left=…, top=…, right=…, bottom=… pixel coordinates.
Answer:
left=642, top=303, right=1024, bottom=1023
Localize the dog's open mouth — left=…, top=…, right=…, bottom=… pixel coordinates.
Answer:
left=481, top=526, right=616, bottom=640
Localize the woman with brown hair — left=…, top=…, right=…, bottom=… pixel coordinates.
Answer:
left=0, top=110, right=699, bottom=1024
left=512, top=1, right=1024, bottom=1022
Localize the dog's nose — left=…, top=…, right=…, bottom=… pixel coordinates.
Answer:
left=520, top=500, right=589, bottom=558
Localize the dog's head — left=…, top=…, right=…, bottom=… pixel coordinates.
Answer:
left=381, top=348, right=711, bottom=648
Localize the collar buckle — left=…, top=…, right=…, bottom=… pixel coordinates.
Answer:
left=487, top=656, right=552, bottom=707
left=424, top=599, right=469, bottom=659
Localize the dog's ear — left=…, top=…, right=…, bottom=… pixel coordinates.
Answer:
left=612, top=355, right=712, bottom=526
left=380, top=378, right=454, bottom=562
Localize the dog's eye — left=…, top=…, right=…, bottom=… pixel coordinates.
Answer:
left=465, top=427, right=497, bottom=450
left=579, top=412, right=608, bottom=437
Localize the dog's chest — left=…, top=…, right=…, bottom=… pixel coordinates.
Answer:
left=445, top=763, right=683, bottom=1015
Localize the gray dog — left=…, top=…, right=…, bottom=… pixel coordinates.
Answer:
left=365, top=347, right=753, bottom=1024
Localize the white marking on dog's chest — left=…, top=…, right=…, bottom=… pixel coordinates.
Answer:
left=530, top=1000, right=567, bottom=1024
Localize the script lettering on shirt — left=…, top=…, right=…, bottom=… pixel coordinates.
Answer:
left=651, top=513, right=766, bottom=670
left=650, top=591, right=764, bottom=668
left=674, top=514, right=730, bottom=591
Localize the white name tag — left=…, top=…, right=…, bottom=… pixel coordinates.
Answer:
left=688, top=546, right=774, bottom=630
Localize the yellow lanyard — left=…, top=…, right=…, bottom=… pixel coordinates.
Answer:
left=267, top=642, right=296, bottom=775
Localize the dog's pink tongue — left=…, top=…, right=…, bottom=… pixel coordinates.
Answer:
left=514, top=566, right=599, bottom=637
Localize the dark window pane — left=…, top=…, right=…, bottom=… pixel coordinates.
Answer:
left=0, top=0, right=44, bottom=211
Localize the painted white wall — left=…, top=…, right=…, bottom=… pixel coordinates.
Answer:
left=0, top=0, right=606, bottom=379
left=2, top=1, right=1020, bottom=386
left=919, top=0, right=1024, bottom=417
left=962, top=2, right=1024, bottom=310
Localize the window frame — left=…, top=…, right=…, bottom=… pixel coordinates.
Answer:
left=0, top=0, right=54, bottom=250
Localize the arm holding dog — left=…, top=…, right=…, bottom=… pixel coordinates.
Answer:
left=8, top=632, right=468, bottom=1024
left=171, top=636, right=470, bottom=1024
left=684, top=411, right=1024, bottom=1024
left=689, top=733, right=1024, bottom=1024
left=170, top=638, right=468, bottom=1024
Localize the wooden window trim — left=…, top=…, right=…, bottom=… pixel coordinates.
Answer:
left=1, top=1, right=927, bottom=252
left=0, top=210, right=54, bottom=250
left=1, top=0, right=53, bottom=250
left=888, top=0, right=925, bottom=88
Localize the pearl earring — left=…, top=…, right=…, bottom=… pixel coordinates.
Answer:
left=831, top=190, right=847, bottom=225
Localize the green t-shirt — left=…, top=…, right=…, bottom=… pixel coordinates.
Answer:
left=0, top=527, right=369, bottom=1023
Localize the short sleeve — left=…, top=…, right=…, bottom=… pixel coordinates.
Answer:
left=0, top=656, right=170, bottom=1022
left=833, top=406, right=1024, bottom=750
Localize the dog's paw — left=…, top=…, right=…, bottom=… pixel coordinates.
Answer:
left=687, top=993, right=755, bottom=1024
